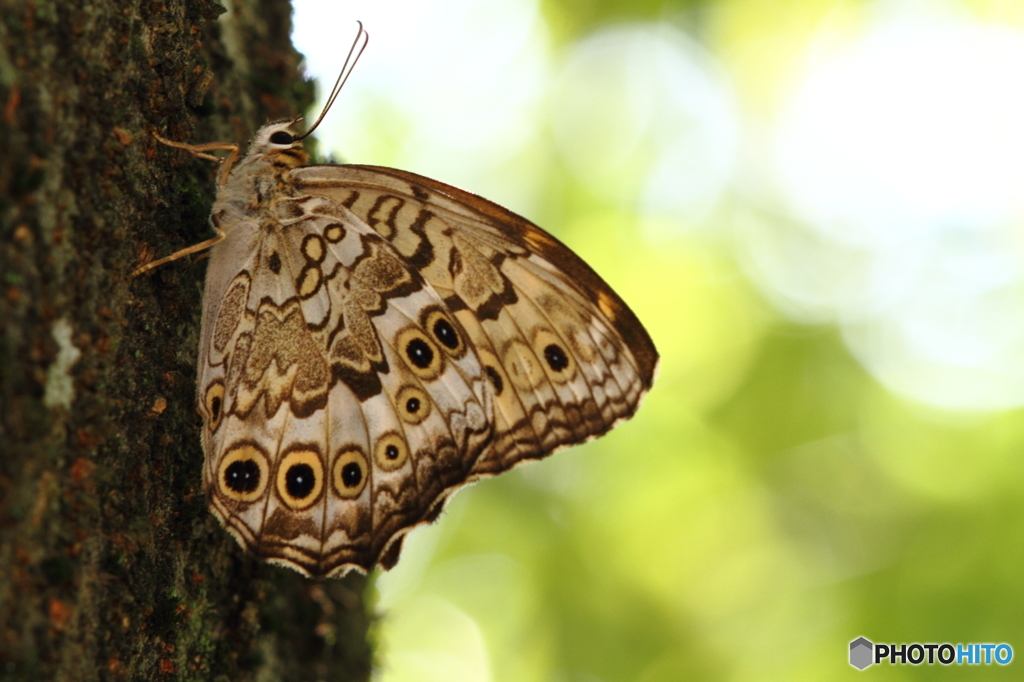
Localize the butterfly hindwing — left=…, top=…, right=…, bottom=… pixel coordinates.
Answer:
left=198, top=190, right=493, bottom=576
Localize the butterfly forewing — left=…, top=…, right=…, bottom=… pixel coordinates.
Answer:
left=291, top=165, right=658, bottom=476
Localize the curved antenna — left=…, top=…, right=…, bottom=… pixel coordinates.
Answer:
left=298, top=21, right=369, bottom=140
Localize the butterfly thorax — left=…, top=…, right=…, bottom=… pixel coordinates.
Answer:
left=212, top=122, right=309, bottom=230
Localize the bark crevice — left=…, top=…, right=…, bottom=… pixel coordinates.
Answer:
left=0, top=1, right=372, bottom=679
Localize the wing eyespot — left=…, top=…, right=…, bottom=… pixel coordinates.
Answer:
left=275, top=448, right=324, bottom=510
left=424, top=308, right=465, bottom=359
left=396, top=385, right=431, bottom=425
left=407, top=338, right=433, bottom=367
left=204, top=380, right=225, bottom=431
left=544, top=344, right=568, bottom=371
left=332, top=447, right=369, bottom=498
left=374, top=432, right=409, bottom=472
left=534, top=329, right=576, bottom=382
left=396, top=327, right=443, bottom=381
left=217, top=444, right=270, bottom=503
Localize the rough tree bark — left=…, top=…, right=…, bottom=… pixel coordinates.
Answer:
left=0, top=0, right=373, bottom=679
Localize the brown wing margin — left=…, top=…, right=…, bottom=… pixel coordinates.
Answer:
left=303, top=164, right=659, bottom=389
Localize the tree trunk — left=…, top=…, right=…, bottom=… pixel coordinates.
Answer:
left=0, top=0, right=373, bottom=679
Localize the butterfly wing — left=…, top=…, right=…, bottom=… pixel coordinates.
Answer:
left=291, top=165, right=658, bottom=477
left=198, top=194, right=492, bottom=577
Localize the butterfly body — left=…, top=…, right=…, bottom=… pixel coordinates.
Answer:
left=170, top=120, right=657, bottom=577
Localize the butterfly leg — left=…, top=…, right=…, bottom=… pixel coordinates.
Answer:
left=131, top=134, right=239, bottom=277
left=130, top=224, right=225, bottom=277
left=153, top=133, right=240, bottom=186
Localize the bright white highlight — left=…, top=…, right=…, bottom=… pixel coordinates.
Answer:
left=550, top=24, right=738, bottom=230
left=753, top=14, right=1024, bottom=410
left=775, top=19, right=1024, bottom=246
left=292, top=0, right=548, bottom=199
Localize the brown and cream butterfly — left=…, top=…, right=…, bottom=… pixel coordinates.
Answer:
left=134, top=27, right=658, bottom=577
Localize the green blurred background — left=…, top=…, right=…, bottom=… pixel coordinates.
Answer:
left=291, top=0, right=1024, bottom=678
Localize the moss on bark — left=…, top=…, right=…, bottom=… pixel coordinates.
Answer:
left=0, top=1, right=373, bottom=679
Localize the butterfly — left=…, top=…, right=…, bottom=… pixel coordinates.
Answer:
left=133, top=26, right=658, bottom=577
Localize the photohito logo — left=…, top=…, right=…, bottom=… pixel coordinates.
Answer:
left=849, top=637, right=1013, bottom=669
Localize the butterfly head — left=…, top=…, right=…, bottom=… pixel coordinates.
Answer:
left=245, top=23, right=368, bottom=174
left=249, top=119, right=309, bottom=170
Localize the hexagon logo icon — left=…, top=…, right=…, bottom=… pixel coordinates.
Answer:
left=850, top=637, right=873, bottom=670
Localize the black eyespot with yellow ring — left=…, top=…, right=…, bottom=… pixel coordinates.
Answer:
left=534, top=329, right=575, bottom=382
left=423, top=308, right=466, bottom=359
left=332, top=447, right=369, bottom=498
left=275, top=448, right=324, bottom=510
left=218, top=443, right=270, bottom=503
left=396, top=385, right=431, bottom=425
left=204, top=379, right=226, bottom=431
left=374, top=432, right=409, bottom=472
left=396, top=327, right=444, bottom=381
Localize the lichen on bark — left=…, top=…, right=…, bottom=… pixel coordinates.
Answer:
left=0, top=0, right=373, bottom=679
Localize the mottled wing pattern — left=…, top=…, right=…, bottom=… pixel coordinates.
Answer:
left=151, top=114, right=656, bottom=580
left=291, top=165, right=659, bottom=478
left=197, top=193, right=492, bottom=576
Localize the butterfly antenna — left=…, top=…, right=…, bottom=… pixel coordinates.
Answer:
left=299, top=21, right=369, bottom=140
